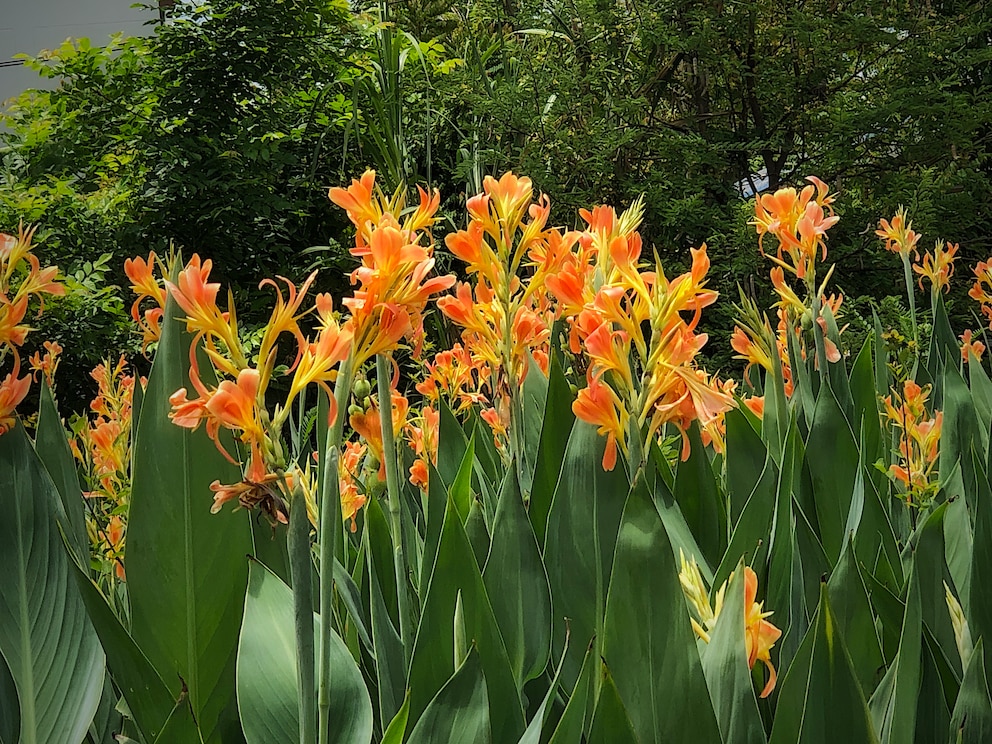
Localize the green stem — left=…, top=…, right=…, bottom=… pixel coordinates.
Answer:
left=901, top=253, right=920, bottom=361
left=317, top=356, right=354, bottom=744
left=376, top=353, right=413, bottom=665
left=288, top=488, right=316, bottom=744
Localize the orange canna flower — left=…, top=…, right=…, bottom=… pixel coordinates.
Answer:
left=884, top=379, right=942, bottom=502
left=961, top=330, right=986, bottom=363
left=876, top=208, right=921, bottom=258
left=679, top=553, right=781, bottom=699
left=743, top=395, right=765, bottom=419
left=29, top=340, right=62, bottom=386
left=743, top=567, right=783, bottom=698
left=573, top=373, right=629, bottom=471
left=0, top=367, right=31, bottom=434
left=751, top=177, right=838, bottom=279
left=350, top=391, right=409, bottom=479
left=339, top=441, right=368, bottom=531
left=124, top=252, right=167, bottom=350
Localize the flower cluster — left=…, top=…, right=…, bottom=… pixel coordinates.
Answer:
left=679, top=551, right=782, bottom=698
left=329, top=171, right=454, bottom=365
left=735, top=178, right=845, bottom=403
left=543, top=199, right=734, bottom=468
left=0, top=225, right=64, bottom=433
left=124, top=251, right=168, bottom=352
left=434, top=173, right=556, bottom=448
left=876, top=208, right=921, bottom=259
left=883, top=379, right=942, bottom=505
left=969, top=259, right=992, bottom=329
left=161, top=254, right=351, bottom=522
left=156, top=171, right=453, bottom=524
left=914, top=241, right=958, bottom=294
left=70, top=356, right=142, bottom=582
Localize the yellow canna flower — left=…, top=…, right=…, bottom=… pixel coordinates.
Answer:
left=914, top=240, right=957, bottom=294
left=679, top=551, right=782, bottom=698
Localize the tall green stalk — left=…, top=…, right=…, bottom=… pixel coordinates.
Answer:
left=317, top=356, right=354, bottom=744
left=901, top=252, right=920, bottom=361
left=288, top=486, right=316, bottom=744
left=376, top=353, right=412, bottom=663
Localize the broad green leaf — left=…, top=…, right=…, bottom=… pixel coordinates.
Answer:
left=602, top=483, right=722, bottom=743
left=769, top=583, right=880, bottom=744
left=714, top=454, right=778, bottom=591
left=850, top=337, right=884, bottom=484
left=407, top=649, right=490, bottom=744
left=466, top=495, right=490, bottom=567
left=528, top=354, right=575, bottom=542
left=827, top=541, right=884, bottom=694
left=585, top=667, right=639, bottom=744
left=949, top=639, right=992, bottom=744
left=436, top=400, right=469, bottom=488
left=911, top=504, right=963, bottom=679
left=333, top=557, right=373, bottom=653
left=483, top=462, right=552, bottom=686
left=916, top=634, right=953, bottom=743
left=940, top=366, right=980, bottom=512
left=673, top=422, right=727, bottom=569
left=71, top=562, right=199, bottom=741
left=419, top=462, right=448, bottom=589
left=408, top=497, right=524, bottom=744
left=518, top=354, right=549, bottom=494
left=86, top=675, right=122, bottom=744
left=126, top=301, right=251, bottom=742
left=725, top=407, right=768, bottom=528
left=766, top=419, right=808, bottom=672
left=0, top=650, right=18, bottom=744
left=648, top=444, right=713, bottom=584
left=805, top=383, right=859, bottom=563
left=34, top=381, right=87, bottom=558
left=700, top=565, right=766, bottom=744
left=929, top=294, right=960, bottom=385
left=0, top=424, right=105, bottom=744
left=970, top=453, right=992, bottom=671
left=449, top=433, right=476, bottom=523
left=944, top=486, right=973, bottom=614
left=969, top=354, right=992, bottom=458
left=367, top=543, right=404, bottom=728
left=869, top=565, right=921, bottom=744
left=237, top=562, right=373, bottom=744
left=545, top=422, right=629, bottom=689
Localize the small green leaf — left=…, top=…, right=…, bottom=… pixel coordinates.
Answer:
left=585, top=666, right=639, bottom=744
left=407, top=649, right=491, bottom=744
left=949, top=639, right=992, bottom=744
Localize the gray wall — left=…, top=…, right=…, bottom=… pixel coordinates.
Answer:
left=1, top=0, right=152, bottom=109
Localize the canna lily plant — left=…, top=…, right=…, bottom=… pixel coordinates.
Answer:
left=7, top=173, right=992, bottom=744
